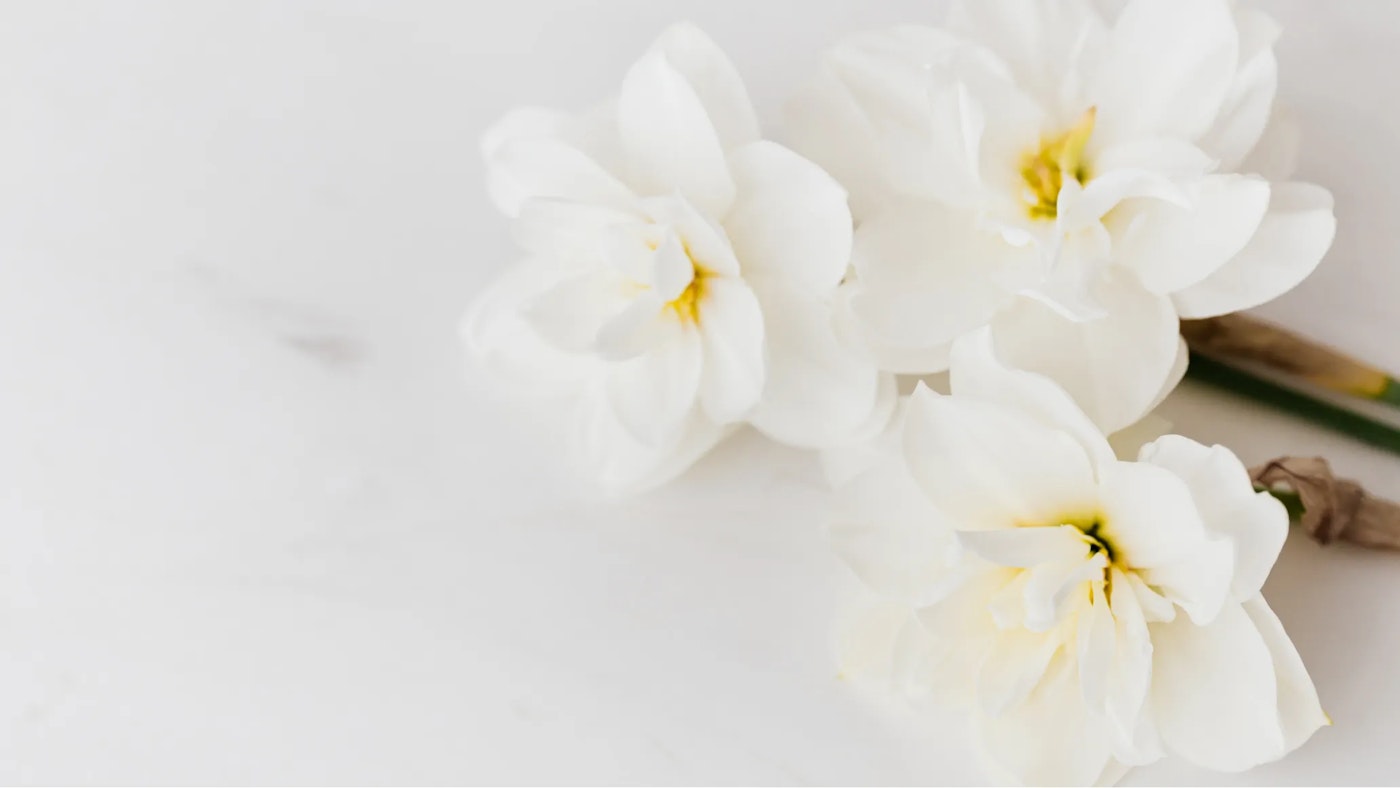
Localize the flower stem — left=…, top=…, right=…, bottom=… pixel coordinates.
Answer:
left=1184, top=353, right=1400, bottom=457
left=1182, top=315, right=1400, bottom=411
left=1379, top=377, right=1400, bottom=409
left=1256, top=483, right=1306, bottom=521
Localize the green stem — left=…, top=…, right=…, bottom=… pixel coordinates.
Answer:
left=1185, top=353, right=1400, bottom=457
left=1256, top=484, right=1306, bottom=522
left=1378, top=377, right=1400, bottom=410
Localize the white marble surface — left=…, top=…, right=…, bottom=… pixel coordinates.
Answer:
left=2, top=1, right=1399, bottom=784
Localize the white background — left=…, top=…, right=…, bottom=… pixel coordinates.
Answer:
left=2, top=0, right=1398, bottom=784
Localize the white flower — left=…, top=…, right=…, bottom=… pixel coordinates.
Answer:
left=465, top=23, right=894, bottom=494
left=830, top=330, right=1327, bottom=785
left=789, top=0, right=1336, bottom=432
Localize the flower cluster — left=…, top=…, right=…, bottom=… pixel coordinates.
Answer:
left=465, top=1, right=1333, bottom=784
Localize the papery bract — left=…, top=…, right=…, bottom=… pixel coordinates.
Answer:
left=788, top=0, right=1336, bottom=433
left=829, top=329, right=1327, bottom=785
left=466, top=23, right=894, bottom=494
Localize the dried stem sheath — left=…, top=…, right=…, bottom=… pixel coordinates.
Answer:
left=1182, top=313, right=1400, bottom=407
left=1254, top=457, right=1400, bottom=551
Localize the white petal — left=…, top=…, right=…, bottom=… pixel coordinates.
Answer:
left=1104, top=567, right=1161, bottom=764
left=1242, top=596, right=1329, bottom=754
left=839, top=372, right=901, bottom=448
left=1095, top=759, right=1133, bottom=786
left=462, top=260, right=595, bottom=393
left=821, top=27, right=962, bottom=121
left=1111, top=175, right=1271, bottom=296
left=594, top=290, right=667, bottom=361
left=947, top=0, right=1107, bottom=121
left=816, top=372, right=902, bottom=488
left=1097, top=460, right=1233, bottom=624
left=649, top=22, right=760, bottom=150
left=900, top=603, right=992, bottom=707
left=830, top=455, right=956, bottom=599
left=482, top=109, right=571, bottom=215
left=860, top=338, right=955, bottom=376
left=522, top=271, right=634, bottom=353
left=1151, top=601, right=1288, bottom=771
left=1125, top=571, right=1177, bottom=624
left=854, top=199, right=1043, bottom=293
left=1016, top=248, right=1111, bottom=321
left=918, top=567, right=1016, bottom=634
left=957, top=525, right=1090, bottom=569
left=846, top=283, right=1011, bottom=374
left=1143, top=337, right=1189, bottom=417
left=821, top=28, right=986, bottom=205
left=1061, top=134, right=1225, bottom=244
left=638, top=193, right=741, bottom=277
left=834, top=599, right=914, bottom=681
left=987, top=570, right=1032, bottom=630
left=601, top=222, right=662, bottom=284
left=1091, top=138, right=1218, bottom=180
left=486, top=137, right=633, bottom=219
left=977, top=627, right=1063, bottom=716
left=604, top=319, right=704, bottom=446
left=974, top=650, right=1117, bottom=786
left=512, top=198, right=641, bottom=269
left=784, top=66, right=890, bottom=221
left=650, top=231, right=695, bottom=301
left=1077, top=580, right=1117, bottom=709
left=572, top=382, right=729, bottom=496
left=725, top=141, right=853, bottom=292
left=1090, top=0, right=1239, bottom=143
left=696, top=278, right=765, bottom=424
left=1138, top=434, right=1288, bottom=602
left=748, top=286, right=888, bottom=448
left=1058, top=167, right=1192, bottom=232
left=481, top=106, right=568, bottom=161
left=1145, top=541, right=1236, bottom=628
left=910, top=569, right=1009, bottom=705
left=1021, top=553, right=1106, bottom=632
left=949, top=328, right=1117, bottom=468
left=1172, top=182, right=1336, bottom=319
left=567, top=99, right=630, bottom=175
left=1107, top=411, right=1174, bottom=464
left=989, top=270, right=1180, bottom=434
left=618, top=49, right=736, bottom=217
left=898, top=78, right=986, bottom=205
left=1197, top=7, right=1281, bottom=170
left=847, top=200, right=1038, bottom=370
left=902, top=386, right=1099, bottom=530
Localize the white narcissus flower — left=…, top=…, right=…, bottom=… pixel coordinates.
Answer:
left=466, top=23, right=894, bottom=494
left=830, top=330, right=1326, bottom=785
left=788, top=0, right=1336, bottom=433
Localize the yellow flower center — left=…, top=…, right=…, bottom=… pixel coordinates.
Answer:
left=1080, top=519, right=1116, bottom=562
left=1074, top=515, right=1122, bottom=603
left=667, top=264, right=707, bottom=324
left=660, top=238, right=709, bottom=325
left=1019, top=107, right=1097, bottom=221
left=1026, top=512, right=1120, bottom=603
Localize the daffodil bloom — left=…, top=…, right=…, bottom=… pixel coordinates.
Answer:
left=830, top=330, right=1326, bottom=785
left=466, top=23, right=894, bottom=494
left=789, top=0, right=1336, bottom=433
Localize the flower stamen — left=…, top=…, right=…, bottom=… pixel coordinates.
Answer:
left=666, top=241, right=709, bottom=325
left=668, top=268, right=706, bottom=323
left=1082, top=519, right=1116, bottom=565
left=1019, top=106, right=1097, bottom=220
